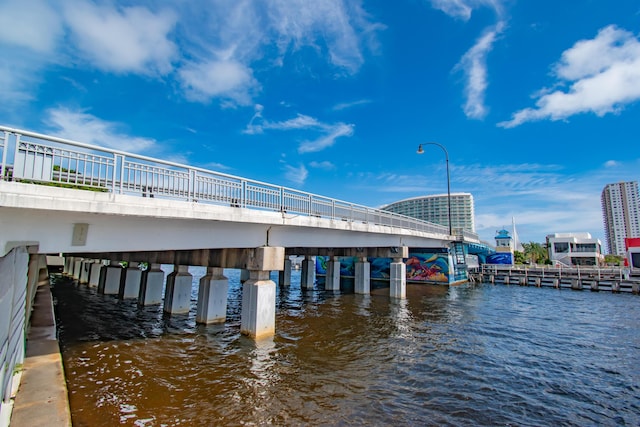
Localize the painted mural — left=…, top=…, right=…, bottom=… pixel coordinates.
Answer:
left=315, top=249, right=450, bottom=284
left=486, top=252, right=513, bottom=264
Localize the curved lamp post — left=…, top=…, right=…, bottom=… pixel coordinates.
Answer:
left=417, top=142, right=452, bottom=236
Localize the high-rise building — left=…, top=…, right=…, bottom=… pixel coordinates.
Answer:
left=381, top=193, right=475, bottom=233
left=601, top=181, right=640, bottom=255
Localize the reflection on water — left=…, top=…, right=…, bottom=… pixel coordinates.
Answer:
left=51, top=269, right=640, bottom=426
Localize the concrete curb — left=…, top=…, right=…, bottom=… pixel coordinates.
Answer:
left=10, top=278, right=72, bottom=427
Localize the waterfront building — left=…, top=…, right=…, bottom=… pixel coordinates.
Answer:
left=381, top=193, right=475, bottom=234
left=546, top=232, right=604, bottom=267
left=485, top=228, right=514, bottom=264
left=601, top=181, right=640, bottom=255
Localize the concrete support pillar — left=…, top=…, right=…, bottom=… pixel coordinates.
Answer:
left=89, top=262, right=103, bottom=288
left=571, top=279, right=581, bottom=290
left=72, top=259, right=83, bottom=280
left=64, top=256, right=73, bottom=275
left=325, top=257, right=341, bottom=291
left=98, top=264, right=123, bottom=295
left=119, top=262, right=142, bottom=299
left=240, top=269, right=250, bottom=283
left=79, top=259, right=94, bottom=284
left=301, top=256, right=315, bottom=290
left=278, top=258, right=292, bottom=287
left=389, top=258, right=406, bottom=299
left=355, top=257, right=370, bottom=295
left=196, top=267, right=228, bottom=324
left=241, top=270, right=276, bottom=339
left=138, top=264, right=165, bottom=306
left=163, top=265, right=192, bottom=314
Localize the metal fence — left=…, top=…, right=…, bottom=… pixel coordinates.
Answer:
left=0, top=125, right=480, bottom=240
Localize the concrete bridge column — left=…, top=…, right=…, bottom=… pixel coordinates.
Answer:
left=325, top=256, right=341, bottom=291
left=89, top=261, right=103, bottom=287
left=240, top=246, right=284, bottom=339
left=240, top=269, right=250, bottom=283
left=164, top=265, right=192, bottom=314
left=278, top=258, right=292, bottom=287
left=196, top=267, right=228, bottom=324
left=355, top=257, right=370, bottom=295
left=79, top=259, right=93, bottom=284
left=72, top=258, right=83, bottom=280
left=241, top=270, right=276, bottom=339
left=63, top=256, right=74, bottom=275
left=301, top=256, right=315, bottom=290
left=389, top=258, right=406, bottom=299
left=98, top=263, right=123, bottom=295
left=138, top=264, right=165, bottom=306
left=119, top=262, right=142, bottom=299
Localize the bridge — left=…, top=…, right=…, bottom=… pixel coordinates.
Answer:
left=0, top=123, right=480, bottom=360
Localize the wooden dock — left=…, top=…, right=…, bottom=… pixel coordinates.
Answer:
left=469, top=265, right=640, bottom=294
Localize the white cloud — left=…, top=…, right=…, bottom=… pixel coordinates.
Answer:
left=332, top=99, right=372, bottom=111
left=244, top=109, right=355, bottom=153
left=283, top=163, right=309, bottom=185
left=178, top=59, right=258, bottom=105
left=309, top=161, right=336, bottom=170
left=0, top=0, right=62, bottom=53
left=499, top=25, right=640, bottom=128
left=269, top=0, right=383, bottom=73
left=63, top=2, right=178, bottom=75
left=298, top=123, right=354, bottom=153
left=45, top=108, right=156, bottom=153
left=429, top=0, right=504, bottom=21
left=454, top=22, right=505, bottom=119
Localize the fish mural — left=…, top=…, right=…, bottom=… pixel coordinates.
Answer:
left=315, top=249, right=450, bottom=283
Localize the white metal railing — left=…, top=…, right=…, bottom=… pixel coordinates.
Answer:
left=0, top=125, right=482, bottom=240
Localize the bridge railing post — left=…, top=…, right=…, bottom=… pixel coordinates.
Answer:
left=188, top=168, right=196, bottom=202
left=114, top=154, right=124, bottom=194
left=0, top=131, right=7, bottom=181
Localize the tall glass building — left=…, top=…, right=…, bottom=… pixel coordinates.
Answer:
left=601, top=181, right=640, bottom=255
left=381, top=193, right=475, bottom=234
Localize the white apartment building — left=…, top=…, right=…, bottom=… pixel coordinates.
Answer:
left=546, top=233, right=604, bottom=266
left=381, top=193, right=475, bottom=233
left=601, top=181, right=640, bottom=255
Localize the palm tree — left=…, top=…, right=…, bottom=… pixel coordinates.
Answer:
left=522, top=242, right=548, bottom=265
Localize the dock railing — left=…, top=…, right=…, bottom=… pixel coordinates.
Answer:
left=1, top=126, right=481, bottom=240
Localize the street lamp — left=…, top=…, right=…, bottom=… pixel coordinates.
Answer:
left=417, top=142, right=452, bottom=236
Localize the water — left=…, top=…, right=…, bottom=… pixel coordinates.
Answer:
left=50, top=268, right=640, bottom=426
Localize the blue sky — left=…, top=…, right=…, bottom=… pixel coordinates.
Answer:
left=1, top=0, right=639, bottom=248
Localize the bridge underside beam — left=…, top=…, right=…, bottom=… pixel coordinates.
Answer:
left=68, top=247, right=285, bottom=271
left=285, top=246, right=409, bottom=258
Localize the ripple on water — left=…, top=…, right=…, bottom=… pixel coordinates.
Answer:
left=51, top=275, right=640, bottom=426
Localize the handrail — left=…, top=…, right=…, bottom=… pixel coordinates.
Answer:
left=0, top=125, right=481, bottom=241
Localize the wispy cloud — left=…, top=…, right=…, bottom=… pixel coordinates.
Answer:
left=332, top=99, right=372, bottom=111
left=45, top=107, right=157, bottom=153
left=244, top=106, right=355, bottom=153
left=0, top=0, right=383, bottom=108
left=498, top=25, right=640, bottom=128
left=283, top=163, right=309, bottom=186
left=360, top=158, right=640, bottom=244
left=454, top=22, right=505, bottom=119
left=429, top=0, right=505, bottom=21
left=298, top=123, right=354, bottom=153
left=309, top=160, right=336, bottom=170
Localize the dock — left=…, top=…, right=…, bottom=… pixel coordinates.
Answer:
left=469, top=265, right=640, bottom=293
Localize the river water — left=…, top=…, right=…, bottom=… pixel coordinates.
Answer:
left=50, top=267, right=640, bottom=426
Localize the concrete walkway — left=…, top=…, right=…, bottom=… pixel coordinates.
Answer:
left=10, top=279, right=71, bottom=427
